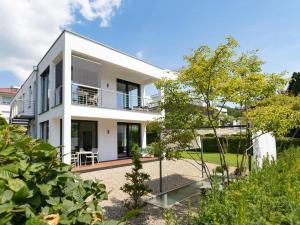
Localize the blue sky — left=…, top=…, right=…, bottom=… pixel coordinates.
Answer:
left=1, top=0, right=300, bottom=88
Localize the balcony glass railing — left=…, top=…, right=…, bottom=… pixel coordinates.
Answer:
left=71, top=83, right=159, bottom=112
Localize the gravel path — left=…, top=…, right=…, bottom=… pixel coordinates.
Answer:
left=80, top=159, right=218, bottom=225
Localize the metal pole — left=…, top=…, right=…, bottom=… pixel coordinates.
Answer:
left=247, top=122, right=252, bottom=172
left=159, top=147, right=163, bottom=193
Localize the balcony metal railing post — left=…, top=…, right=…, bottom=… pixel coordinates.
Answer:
left=71, top=82, right=159, bottom=112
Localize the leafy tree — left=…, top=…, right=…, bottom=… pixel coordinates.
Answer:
left=156, top=37, right=285, bottom=183
left=287, top=72, right=300, bottom=96
left=225, top=106, right=243, bottom=119
left=0, top=123, right=119, bottom=225
left=120, top=144, right=152, bottom=209
left=248, top=95, right=300, bottom=137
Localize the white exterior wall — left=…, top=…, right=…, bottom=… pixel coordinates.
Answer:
left=0, top=101, right=11, bottom=121
left=11, top=30, right=175, bottom=164
left=98, top=119, right=118, bottom=161
left=253, top=132, right=277, bottom=168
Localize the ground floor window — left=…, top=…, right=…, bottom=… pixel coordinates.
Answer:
left=117, top=123, right=141, bottom=158
left=40, top=121, right=49, bottom=142
left=71, top=120, right=97, bottom=153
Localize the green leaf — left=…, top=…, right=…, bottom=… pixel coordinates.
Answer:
left=25, top=216, right=47, bottom=225
left=0, top=169, right=18, bottom=179
left=7, top=178, right=27, bottom=192
left=77, top=213, right=92, bottom=224
left=46, top=197, right=60, bottom=206
left=0, top=146, right=15, bottom=156
left=0, top=189, right=14, bottom=203
left=13, top=185, right=30, bottom=202
left=0, top=212, right=14, bottom=225
left=0, top=202, right=14, bottom=214
left=37, top=184, right=52, bottom=196
left=28, top=163, right=45, bottom=173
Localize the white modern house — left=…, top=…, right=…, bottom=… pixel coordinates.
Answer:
left=10, top=30, right=174, bottom=165
left=0, top=87, right=18, bottom=122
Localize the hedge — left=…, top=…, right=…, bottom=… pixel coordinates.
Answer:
left=202, top=136, right=246, bottom=154
left=200, top=136, right=300, bottom=154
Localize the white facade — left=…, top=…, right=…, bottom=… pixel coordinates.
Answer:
left=11, top=30, right=173, bottom=164
left=253, top=132, right=277, bottom=168
left=0, top=88, right=18, bottom=122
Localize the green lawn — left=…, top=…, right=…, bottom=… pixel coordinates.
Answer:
left=180, top=151, right=249, bottom=167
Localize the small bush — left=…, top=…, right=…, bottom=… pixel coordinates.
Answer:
left=120, top=144, right=152, bottom=209
left=0, top=123, right=119, bottom=224
left=189, top=147, right=300, bottom=224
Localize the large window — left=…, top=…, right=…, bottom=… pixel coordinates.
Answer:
left=117, top=123, right=141, bottom=158
left=71, top=120, right=97, bottom=153
left=55, top=60, right=63, bottom=105
left=41, top=68, right=49, bottom=112
left=2, top=96, right=12, bottom=105
left=117, top=79, right=141, bottom=109
left=40, top=121, right=49, bottom=142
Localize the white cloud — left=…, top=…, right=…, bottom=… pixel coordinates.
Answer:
left=0, top=0, right=122, bottom=81
left=135, top=50, right=144, bottom=59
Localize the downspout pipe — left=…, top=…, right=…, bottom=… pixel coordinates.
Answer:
left=33, top=66, right=39, bottom=138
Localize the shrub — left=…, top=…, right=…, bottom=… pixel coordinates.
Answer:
left=189, top=147, right=300, bottom=224
left=120, top=144, right=152, bottom=209
left=201, top=136, right=300, bottom=154
left=0, top=123, right=119, bottom=224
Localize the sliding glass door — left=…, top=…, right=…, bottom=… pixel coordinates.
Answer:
left=117, top=79, right=140, bottom=109
left=117, top=123, right=141, bottom=158
left=71, top=120, right=97, bottom=153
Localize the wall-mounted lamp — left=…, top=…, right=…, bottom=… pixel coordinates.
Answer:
left=107, top=130, right=110, bottom=134
left=106, top=83, right=109, bottom=88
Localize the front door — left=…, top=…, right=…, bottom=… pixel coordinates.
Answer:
left=117, top=123, right=141, bottom=158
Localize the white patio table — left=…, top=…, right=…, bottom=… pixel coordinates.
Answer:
left=77, top=151, right=95, bottom=167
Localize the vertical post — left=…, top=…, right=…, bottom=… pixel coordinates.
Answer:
left=62, top=35, right=72, bottom=164
left=159, top=148, right=163, bottom=193
left=247, top=122, right=252, bottom=172
left=141, top=123, right=147, bottom=149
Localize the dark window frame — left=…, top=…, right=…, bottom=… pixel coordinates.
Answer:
left=117, top=122, right=141, bottom=158
left=40, top=120, right=49, bottom=142
left=41, top=67, right=50, bottom=113
left=117, top=79, right=141, bottom=109
left=55, top=60, right=63, bottom=106
left=71, top=120, right=98, bottom=153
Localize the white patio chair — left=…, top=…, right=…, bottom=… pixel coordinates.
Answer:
left=85, top=148, right=99, bottom=166
left=71, top=153, right=78, bottom=167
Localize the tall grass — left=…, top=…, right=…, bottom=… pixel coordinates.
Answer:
left=166, top=147, right=300, bottom=225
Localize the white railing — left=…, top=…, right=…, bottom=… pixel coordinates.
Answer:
left=71, top=83, right=159, bottom=112
left=10, top=99, right=35, bottom=118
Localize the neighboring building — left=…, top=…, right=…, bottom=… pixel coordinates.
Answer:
left=11, top=30, right=174, bottom=164
left=0, top=87, right=18, bottom=122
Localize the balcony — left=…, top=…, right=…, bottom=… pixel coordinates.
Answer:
left=10, top=99, right=35, bottom=119
left=71, top=83, right=159, bottom=113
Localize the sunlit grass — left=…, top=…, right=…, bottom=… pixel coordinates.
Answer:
left=180, top=151, right=251, bottom=167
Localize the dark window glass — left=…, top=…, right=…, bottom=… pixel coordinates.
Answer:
left=117, top=79, right=140, bottom=109
left=71, top=120, right=97, bottom=153
left=117, top=123, right=141, bottom=158
left=41, top=68, right=49, bottom=112
left=55, top=60, right=63, bottom=105
left=40, top=121, right=49, bottom=142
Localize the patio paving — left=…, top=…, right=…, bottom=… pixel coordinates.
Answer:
left=80, top=159, right=219, bottom=225
left=72, top=157, right=158, bottom=173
